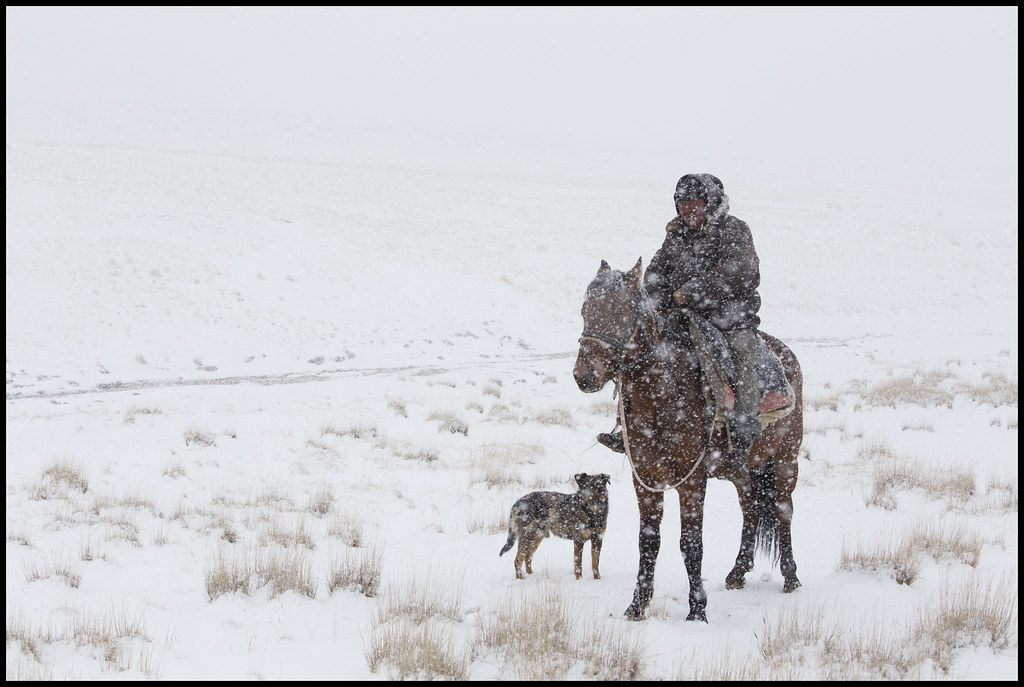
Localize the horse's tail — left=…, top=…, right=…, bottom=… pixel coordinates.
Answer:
left=499, top=523, right=516, bottom=557
left=751, top=457, right=781, bottom=563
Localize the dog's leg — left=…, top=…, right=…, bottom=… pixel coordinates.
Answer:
left=514, top=538, right=529, bottom=580
left=573, top=539, right=584, bottom=579
left=524, top=534, right=544, bottom=575
left=590, top=534, right=603, bottom=579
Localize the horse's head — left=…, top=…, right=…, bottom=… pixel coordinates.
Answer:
left=573, top=258, right=644, bottom=393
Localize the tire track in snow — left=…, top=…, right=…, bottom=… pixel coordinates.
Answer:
left=6, top=351, right=577, bottom=402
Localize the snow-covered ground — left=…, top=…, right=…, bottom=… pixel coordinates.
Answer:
left=6, top=7, right=1017, bottom=681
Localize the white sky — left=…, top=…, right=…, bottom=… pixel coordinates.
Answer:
left=5, top=7, right=1018, bottom=181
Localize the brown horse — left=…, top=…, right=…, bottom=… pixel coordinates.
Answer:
left=573, top=259, right=803, bottom=622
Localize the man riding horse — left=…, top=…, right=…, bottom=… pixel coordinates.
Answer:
left=597, top=173, right=762, bottom=481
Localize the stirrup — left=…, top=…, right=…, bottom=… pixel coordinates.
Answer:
left=597, top=431, right=626, bottom=454
left=712, top=431, right=752, bottom=480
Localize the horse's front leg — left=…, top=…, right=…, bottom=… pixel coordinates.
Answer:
left=726, top=477, right=756, bottom=590
left=625, top=487, right=664, bottom=621
left=678, top=477, right=708, bottom=622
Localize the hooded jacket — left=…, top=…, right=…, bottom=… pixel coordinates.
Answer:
left=643, top=174, right=761, bottom=331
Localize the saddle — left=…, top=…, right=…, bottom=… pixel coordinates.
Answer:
left=684, top=313, right=795, bottom=429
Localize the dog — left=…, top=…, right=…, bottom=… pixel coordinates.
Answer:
left=499, top=472, right=610, bottom=580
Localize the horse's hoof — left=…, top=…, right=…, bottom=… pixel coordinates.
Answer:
left=784, top=579, right=802, bottom=593
left=725, top=574, right=745, bottom=590
left=624, top=605, right=646, bottom=622
left=685, top=610, right=708, bottom=623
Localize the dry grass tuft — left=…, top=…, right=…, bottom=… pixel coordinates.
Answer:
left=260, top=515, right=315, bottom=550
left=327, top=546, right=383, bottom=598
left=204, top=545, right=317, bottom=600
left=8, top=601, right=153, bottom=674
left=856, top=368, right=1018, bottom=410
left=900, top=416, right=935, bottom=432
left=755, top=574, right=1017, bottom=678
left=862, top=441, right=974, bottom=510
left=204, top=547, right=254, bottom=600
left=981, top=475, right=1018, bottom=514
left=486, top=402, right=520, bottom=423
left=327, top=513, right=365, bottom=548
left=365, top=618, right=469, bottom=680
left=162, top=460, right=186, bottom=478
left=321, top=421, right=377, bottom=439
left=585, top=398, right=617, bottom=417
left=308, top=483, right=334, bottom=516
left=859, top=371, right=957, bottom=408
left=377, top=573, right=464, bottom=625
left=256, top=547, right=317, bottom=599
left=23, top=554, right=83, bottom=588
left=8, top=528, right=33, bottom=547
left=952, top=371, right=1018, bottom=407
left=839, top=519, right=984, bottom=585
left=123, top=405, right=162, bottom=425
left=183, top=426, right=216, bottom=447
left=467, top=442, right=544, bottom=489
left=427, top=410, right=469, bottom=436
left=676, top=648, right=764, bottom=681
left=919, top=573, right=1017, bottom=660
left=804, top=392, right=841, bottom=412
left=466, top=508, right=507, bottom=535
left=476, top=584, right=648, bottom=680
left=41, top=457, right=89, bottom=494
left=6, top=608, right=43, bottom=664
left=476, top=585, right=577, bottom=679
left=528, top=406, right=576, bottom=428
left=387, top=397, right=408, bottom=417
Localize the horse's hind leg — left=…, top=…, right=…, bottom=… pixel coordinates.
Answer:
left=726, top=478, right=757, bottom=590
left=775, top=444, right=801, bottom=592
left=625, top=487, right=664, bottom=621
left=776, top=491, right=800, bottom=592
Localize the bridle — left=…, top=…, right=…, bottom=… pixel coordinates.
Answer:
left=578, top=286, right=648, bottom=377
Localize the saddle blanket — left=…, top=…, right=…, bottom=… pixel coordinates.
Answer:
left=685, top=313, right=795, bottom=418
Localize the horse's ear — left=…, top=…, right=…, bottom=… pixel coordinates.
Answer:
left=624, top=257, right=643, bottom=287
left=598, top=259, right=610, bottom=273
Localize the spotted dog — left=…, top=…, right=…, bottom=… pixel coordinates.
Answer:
left=499, top=473, right=610, bottom=580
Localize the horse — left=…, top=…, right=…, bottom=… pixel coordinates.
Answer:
left=572, top=258, right=804, bottom=622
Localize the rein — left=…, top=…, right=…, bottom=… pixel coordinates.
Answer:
left=583, top=286, right=710, bottom=493
left=619, top=374, right=711, bottom=493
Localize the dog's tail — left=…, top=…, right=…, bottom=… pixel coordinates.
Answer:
left=499, top=524, right=516, bottom=557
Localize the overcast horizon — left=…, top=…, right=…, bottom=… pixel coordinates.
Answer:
left=6, top=7, right=1018, bottom=191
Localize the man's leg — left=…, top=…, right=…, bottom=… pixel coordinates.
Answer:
left=719, top=328, right=761, bottom=479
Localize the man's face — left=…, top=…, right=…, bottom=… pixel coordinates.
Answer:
left=676, top=198, right=707, bottom=229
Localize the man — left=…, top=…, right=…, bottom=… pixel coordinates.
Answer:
left=597, top=173, right=761, bottom=480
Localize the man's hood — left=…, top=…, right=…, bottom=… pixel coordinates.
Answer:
left=673, top=173, right=731, bottom=225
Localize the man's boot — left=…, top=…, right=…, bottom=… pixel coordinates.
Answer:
left=597, top=430, right=625, bottom=453
left=715, top=429, right=752, bottom=480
